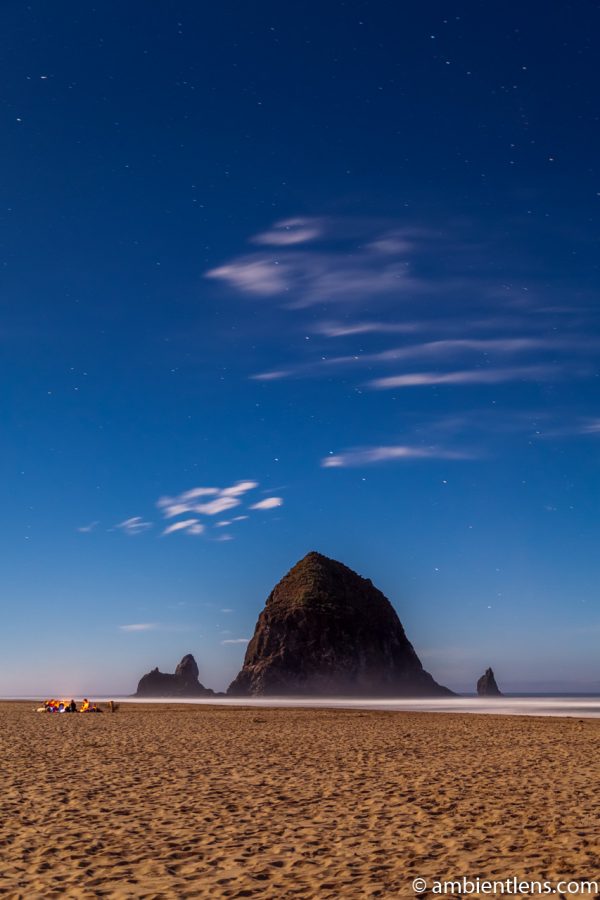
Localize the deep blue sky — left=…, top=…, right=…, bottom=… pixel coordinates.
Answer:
left=1, top=1, right=599, bottom=695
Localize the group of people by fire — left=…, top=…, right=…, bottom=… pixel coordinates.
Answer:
left=37, top=698, right=112, bottom=714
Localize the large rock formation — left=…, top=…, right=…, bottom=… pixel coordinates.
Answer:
left=135, top=653, right=214, bottom=697
left=477, top=667, right=502, bottom=696
left=228, top=551, right=452, bottom=697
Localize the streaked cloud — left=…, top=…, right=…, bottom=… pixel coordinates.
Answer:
left=252, top=217, right=323, bottom=246
left=221, top=637, right=250, bottom=645
left=322, top=445, right=473, bottom=468
left=369, top=365, right=557, bottom=390
left=367, top=232, right=414, bottom=255
left=119, top=623, right=158, bottom=632
left=116, top=516, right=153, bottom=535
left=207, top=217, right=598, bottom=469
left=156, top=482, right=283, bottom=538
left=206, top=218, right=422, bottom=308
left=313, top=320, right=422, bottom=338
left=539, top=417, right=600, bottom=439
left=313, top=314, right=568, bottom=340
left=77, top=521, right=98, bottom=533
left=195, top=496, right=242, bottom=516
left=118, top=622, right=191, bottom=633
left=206, top=258, right=289, bottom=296
left=216, top=515, right=249, bottom=527
left=157, top=481, right=258, bottom=519
left=162, top=519, right=205, bottom=536
left=249, top=497, right=284, bottom=510
left=178, top=487, right=220, bottom=500
left=205, top=210, right=600, bottom=491
left=222, top=480, right=259, bottom=496
left=579, top=419, right=600, bottom=435
left=251, top=369, right=291, bottom=381
left=353, top=337, right=567, bottom=364
left=251, top=338, right=573, bottom=382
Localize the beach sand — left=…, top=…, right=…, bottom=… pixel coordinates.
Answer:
left=0, top=702, right=598, bottom=898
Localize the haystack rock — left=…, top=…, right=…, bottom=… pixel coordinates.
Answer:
left=227, top=551, right=452, bottom=697
left=477, top=667, right=502, bottom=697
left=135, top=653, right=214, bottom=697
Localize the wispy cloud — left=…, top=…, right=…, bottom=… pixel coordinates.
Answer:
left=367, top=232, right=414, bottom=255
left=206, top=213, right=597, bottom=462
left=314, top=313, right=579, bottom=340
left=208, top=252, right=418, bottom=308
left=77, top=521, right=98, bottom=533
left=347, top=337, right=567, bottom=365
left=538, top=416, right=600, bottom=439
left=206, top=219, right=423, bottom=308
left=157, top=481, right=259, bottom=519
left=249, top=497, right=284, bottom=510
left=206, top=258, right=289, bottom=296
left=369, top=365, right=557, bottom=389
left=195, top=496, right=244, bottom=516
left=108, top=482, right=282, bottom=543
left=221, top=637, right=249, bottom=645
left=251, top=338, right=571, bottom=382
left=118, top=622, right=192, bottom=633
left=215, top=515, right=249, bottom=527
left=119, top=623, right=158, bottom=632
left=314, top=320, right=423, bottom=338
left=116, top=517, right=153, bottom=535
left=162, top=519, right=205, bottom=536
left=322, top=445, right=473, bottom=468
left=156, top=482, right=283, bottom=538
left=579, top=419, right=600, bottom=434
left=251, top=369, right=291, bottom=381
left=251, top=217, right=323, bottom=246
left=222, top=481, right=259, bottom=496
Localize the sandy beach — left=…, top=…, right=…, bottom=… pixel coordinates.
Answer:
left=1, top=702, right=598, bottom=899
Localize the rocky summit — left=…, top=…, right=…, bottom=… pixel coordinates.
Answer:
left=227, top=551, right=452, bottom=697
left=477, top=667, right=503, bottom=697
left=135, top=653, right=214, bottom=697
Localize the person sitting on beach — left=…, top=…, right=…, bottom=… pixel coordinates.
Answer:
left=80, top=698, right=90, bottom=713
left=67, top=699, right=77, bottom=713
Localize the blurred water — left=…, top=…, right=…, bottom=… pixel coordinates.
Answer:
left=69, top=695, right=600, bottom=717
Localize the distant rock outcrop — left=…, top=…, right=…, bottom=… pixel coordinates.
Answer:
left=135, top=653, right=214, bottom=697
left=477, top=667, right=502, bottom=696
left=227, top=551, right=452, bottom=697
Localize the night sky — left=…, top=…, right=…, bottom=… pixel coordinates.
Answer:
left=2, top=2, right=599, bottom=695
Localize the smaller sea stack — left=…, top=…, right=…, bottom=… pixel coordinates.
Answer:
left=135, top=653, right=214, bottom=697
left=477, top=667, right=502, bottom=697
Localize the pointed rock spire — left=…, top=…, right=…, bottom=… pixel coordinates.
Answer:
left=476, top=667, right=502, bottom=696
